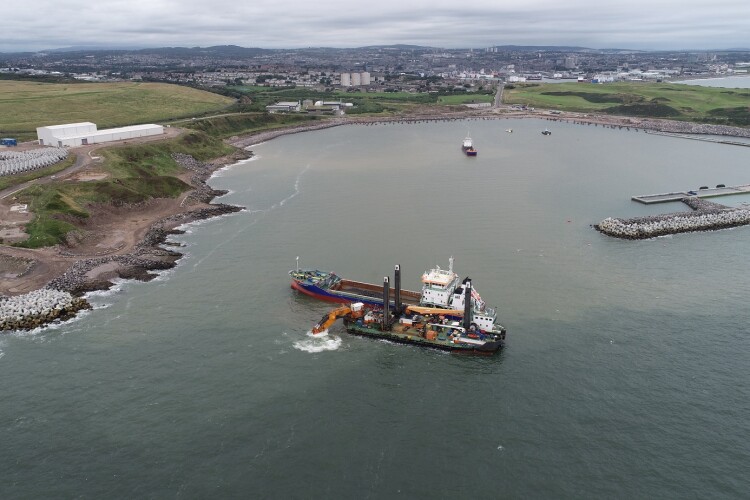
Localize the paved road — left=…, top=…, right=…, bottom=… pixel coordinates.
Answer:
left=494, top=84, right=505, bottom=108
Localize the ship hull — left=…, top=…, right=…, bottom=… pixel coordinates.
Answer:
left=291, top=278, right=420, bottom=308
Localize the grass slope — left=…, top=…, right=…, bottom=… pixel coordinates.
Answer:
left=504, top=82, right=750, bottom=125
left=0, top=81, right=234, bottom=140
left=178, top=112, right=318, bottom=138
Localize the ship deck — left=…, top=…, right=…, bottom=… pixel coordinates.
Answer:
left=336, top=279, right=421, bottom=304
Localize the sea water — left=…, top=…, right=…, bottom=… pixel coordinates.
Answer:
left=1, top=118, right=749, bottom=498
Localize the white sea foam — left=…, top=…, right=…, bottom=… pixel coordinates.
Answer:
left=292, top=330, right=342, bottom=353
left=210, top=155, right=259, bottom=179
left=276, top=164, right=310, bottom=209
left=84, top=278, right=129, bottom=299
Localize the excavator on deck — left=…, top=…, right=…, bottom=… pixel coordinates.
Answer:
left=312, top=305, right=359, bottom=334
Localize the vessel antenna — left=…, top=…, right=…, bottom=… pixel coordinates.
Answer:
left=296, top=256, right=299, bottom=272
left=449, top=256, right=454, bottom=273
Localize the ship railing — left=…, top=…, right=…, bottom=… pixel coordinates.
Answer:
left=480, top=306, right=496, bottom=317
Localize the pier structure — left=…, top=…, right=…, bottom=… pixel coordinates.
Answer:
left=632, top=184, right=750, bottom=204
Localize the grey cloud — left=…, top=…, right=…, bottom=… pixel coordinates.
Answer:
left=1, top=1, right=748, bottom=51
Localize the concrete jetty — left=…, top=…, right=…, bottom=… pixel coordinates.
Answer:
left=644, top=130, right=750, bottom=147
left=632, top=184, right=750, bottom=204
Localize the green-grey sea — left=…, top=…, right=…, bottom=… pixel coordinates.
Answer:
left=2, top=118, right=749, bottom=498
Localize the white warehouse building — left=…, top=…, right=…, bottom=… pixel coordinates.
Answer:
left=37, top=122, right=164, bottom=147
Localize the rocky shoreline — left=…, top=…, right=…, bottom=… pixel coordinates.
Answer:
left=595, top=198, right=750, bottom=239
left=1, top=153, right=245, bottom=331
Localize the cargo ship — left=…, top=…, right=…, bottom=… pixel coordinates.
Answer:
left=462, top=136, right=478, bottom=156
left=291, top=257, right=505, bottom=341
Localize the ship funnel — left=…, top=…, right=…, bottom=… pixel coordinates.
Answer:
left=463, top=280, right=472, bottom=330
left=394, top=265, right=401, bottom=314
left=382, top=276, right=391, bottom=330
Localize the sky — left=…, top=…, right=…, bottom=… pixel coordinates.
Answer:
left=2, top=0, right=749, bottom=52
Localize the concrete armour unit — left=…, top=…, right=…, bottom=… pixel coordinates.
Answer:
left=36, top=122, right=164, bottom=147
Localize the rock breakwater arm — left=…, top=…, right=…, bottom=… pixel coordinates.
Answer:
left=595, top=198, right=750, bottom=239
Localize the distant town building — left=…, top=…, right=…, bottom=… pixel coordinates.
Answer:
left=340, top=72, right=371, bottom=87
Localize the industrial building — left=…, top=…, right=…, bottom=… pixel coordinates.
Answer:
left=339, top=72, right=371, bottom=87
left=36, top=122, right=164, bottom=147
left=265, top=101, right=302, bottom=113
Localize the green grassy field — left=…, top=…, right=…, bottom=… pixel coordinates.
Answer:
left=13, top=131, right=235, bottom=248
left=438, top=94, right=494, bottom=105
left=504, top=82, right=750, bottom=125
left=226, top=85, right=496, bottom=114
left=0, top=81, right=235, bottom=140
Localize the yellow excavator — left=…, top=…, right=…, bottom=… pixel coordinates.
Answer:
left=312, top=305, right=357, bottom=334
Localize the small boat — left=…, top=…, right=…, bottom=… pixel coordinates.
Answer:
left=506, top=129, right=513, bottom=133
left=542, top=129, right=551, bottom=135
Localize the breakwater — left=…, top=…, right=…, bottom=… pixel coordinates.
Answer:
left=0, top=288, right=90, bottom=331
left=595, top=198, right=750, bottom=239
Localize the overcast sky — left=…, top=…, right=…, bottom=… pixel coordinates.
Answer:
left=2, top=0, right=749, bottom=52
